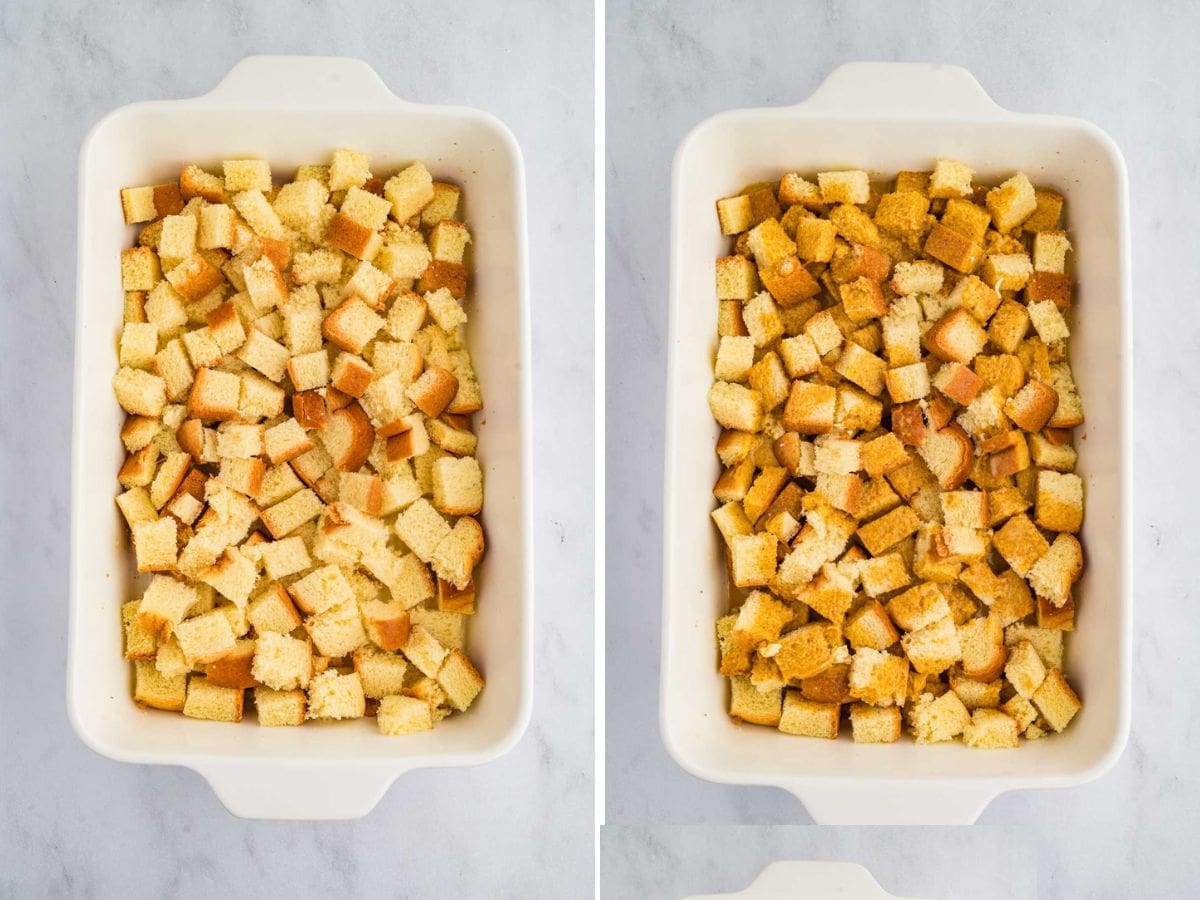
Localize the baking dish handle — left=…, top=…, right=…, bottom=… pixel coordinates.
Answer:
left=196, top=55, right=405, bottom=109
left=789, top=781, right=998, bottom=825
left=796, top=61, right=1004, bottom=118
left=194, top=761, right=399, bottom=820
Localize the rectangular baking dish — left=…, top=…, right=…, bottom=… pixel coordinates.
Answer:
left=661, top=62, right=1132, bottom=825
left=68, top=55, right=533, bottom=820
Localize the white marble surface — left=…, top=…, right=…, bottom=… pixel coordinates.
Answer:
left=0, top=1, right=593, bottom=896
left=605, top=1, right=1197, bottom=897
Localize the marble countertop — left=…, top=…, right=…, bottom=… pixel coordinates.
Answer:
left=0, top=1, right=593, bottom=896
left=604, top=1, right=1197, bottom=897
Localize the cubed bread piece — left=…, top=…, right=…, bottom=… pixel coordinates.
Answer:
left=1035, top=470, right=1083, bottom=533
left=909, top=690, right=971, bottom=743
left=1031, top=668, right=1082, bottom=732
left=385, top=162, right=435, bottom=221
left=728, top=676, right=783, bottom=726
left=844, top=598, right=900, bottom=650
left=923, top=222, right=981, bottom=273
left=730, top=533, right=777, bottom=587
left=181, top=676, right=244, bottom=722
left=962, top=708, right=1019, bottom=749
left=261, top=487, right=324, bottom=538
left=848, top=648, right=908, bottom=707
left=377, top=694, right=435, bottom=735
left=993, top=513, right=1050, bottom=577
left=817, top=170, right=870, bottom=204
left=794, top=216, right=838, bottom=262
left=774, top=623, right=836, bottom=682
left=929, top=158, right=973, bottom=199
left=709, top=381, right=764, bottom=433
left=437, top=649, right=484, bottom=711
left=348, top=645, right=407, bottom=700
left=901, top=616, right=962, bottom=675
left=252, top=688, right=306, bottom=727
left=1005, top=639, right=1048, bottom=699
left=778, top=692, right=840, bottom=739
left=958, top=613, right=1008, bottom=681
left=306, top=670, right=366, bottom=720
left=252, top=632, right=312, bottom=691
left=1033, top=231, right=1072, bottom=274
left=926, top=308, right=987, bottom=363
left=131, top=516, right=177, bottom=573
left=884, top=362, right=930, bottom=404
left=133, top=660, right=188, bottom=711
left=981, top=253, right=1033, bottom=292
left=850, top=703, right=902, bottom=743
left=173, top=609, right=237, bottom=667
left=247, top=583, right=303, bottom=635
left=857, top=505, right=920, bottom=557
left=1027, top=533, right=1083, bottom=607
left=986, top=172, right=1037, bottom=232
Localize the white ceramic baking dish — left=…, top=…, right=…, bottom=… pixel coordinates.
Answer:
left=68, top=56, right=532, bottom=819
left=661, top=62, right=1131, bottom=825
left=686, top=861, right=921, bottom=900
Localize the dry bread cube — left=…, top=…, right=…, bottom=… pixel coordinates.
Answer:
left=1032, top=668, right=1081, bottom=731
left=962, top=709, right=1019, bottom=749
left=929, top=158, right=973, bottom=199
left=729, top=676, right=783, bottom=726
left=850, top=703, right=902, bottom=743
left=817, top=170, right=870, bottom=204
left=377, top=694, right=434, bottom=735
left=306, top=670, right=365, bottom=720
left=778, top=693, right=840, bottom=739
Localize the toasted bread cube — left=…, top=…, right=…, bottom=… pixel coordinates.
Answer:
left=120, top=247, right=161, bottom=291
left=430, top=455, right=483, bottom=516
left=841, top=276, right=888, bottom=323
left=849, top=703, right=902, bottom=743
left=941, top=198, right=991, bottom=244
left=398, top=624, right=447, bottom=679
left=875, top=191, right=931, bottom=237
left=929, top=158, right=973, bottom=199
left=1005, top=639, right=1048, bottom=699
left=121, top=185, right=165, bottom=224
left=745, top=218, right=796, bottom=269
left=848, top=648, right=908, bottom=707
left=1027, top=299, right=1070, bottom=345
left=886, top=582, right=949, bottom=631
left=817, top=170, right=869, bottom=204
left=884, top=362, right=930, bottom=404
left=777, top=335, right=821, bottom=381
left=261, top=418, right=314, bottom=466
left=981, top=253, right=1033, bottom=292
left=338, top=186, right=391, bottom=234
left=356, top=598, right=410, bottom=651
left=770, top=622, right=833, bottom=682
left=901, top=615, right=961, bottom=675
left=1035, top=471, right=1083, bottom=533
left=923, top=222, right=981, bottom=273
left=715, top=255, right=759, bottom=301
left=759, top=256, right=820, bottom=306
left=857, top=553, right=911, bottom=600
left=856, top=505, right=920, bottom=557
left=728, top=675, right=783, bottom=726
left=993, top=513, right=1050, bottom=577
left=741, top=291, right=783, bottom=348
left=888, top=260, right=942, bottom=296
left=714, top=336, right=754, bottom=383
left=1027, top=533, right=1083, bottom=607
left=708, top=381, right=765, bottom=433
left=716, top=194, right=752, bottom=234
left=958, top=612, right=1008, bottom=681
left=133, top=661, right=187, bottom=711
left=794, top=216, right=838, bottom=262
left=730, top=533, right=776, bottom=588
left=730, top=591, right=793, bottom=650
left=393, top=497, right=450, bottom=563
left=947, top=667, right=1001, bottom=709
left=881, top=311, right=922, bottom=367
left=1005, top=623, right=1064, bottom=671
left=1032, top=230, right=1072, bottom=274
left=926, top=308, right=987, bottom=364
left=986, top=172, right=1037, bottom=232
left=778, top=692, right=840, bottom=739
left=424, top=287, right=467, bottom=333
left=961, top=708, right=1019, bottom=748
left=117, top=486, right=159, bottom=529
left=180, top=165, right=226, bottom=203
left=113, top=366, right=167, bottom=417
left=1024, top=188, right=1064, bottom=232
left=1032, top=668, right=1082, bottom=732
left=844, top=598, right=900, bottom=650
left=910, top=689, right=971, bottom=742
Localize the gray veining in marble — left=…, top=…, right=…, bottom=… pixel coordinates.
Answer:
left=0, top=1, right=594, bottom=896
left=605, top=1, right=1197, bottom=897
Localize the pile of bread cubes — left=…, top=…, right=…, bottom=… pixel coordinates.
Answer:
left=708, top=158, right=1084, bottom=748
left=111, top=149, right=486, bottom=735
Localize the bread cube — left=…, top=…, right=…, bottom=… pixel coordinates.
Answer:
left=377, top=694, right=435, bottom=735
left=848, top=647, right=908, bottom=707
left=850, top=703, right=902, bottom=743
left=1032, top=668, right=1082, bottom=732
left=910, top=689, right=971, bottom=743
left=986, top=172, right=1037, bottom=232
left=929, top=158, right=973, bottom=199
left=778, top=692, right=840, bottom=739
left=817, top=170, right=870, bottom=204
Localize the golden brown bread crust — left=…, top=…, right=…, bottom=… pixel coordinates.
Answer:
left=152, top=183, right=184, bottom=217
left=1007, top=380, right=1059, bottom=432
left=322, top=402, right=374, bottom=472
left=409, top=366, right=459, bottom=418
left=324, top=212, right=378, bottom=259
left=291, top=390, right=328, bottom=430
left=891, top=401, right=926, bottom=447
left=438, top=577, right=476, bottom=614
left=417, top=260, right=467, bottom=298
left=926, top=423, right=973, bottom=490
left=176, top=418, right=206, bottom=461
left=204, top=644, right=259, bottom=689
left=759, top=257, right=820, bottom=305
left=364, top=606, right=410, bottom=651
